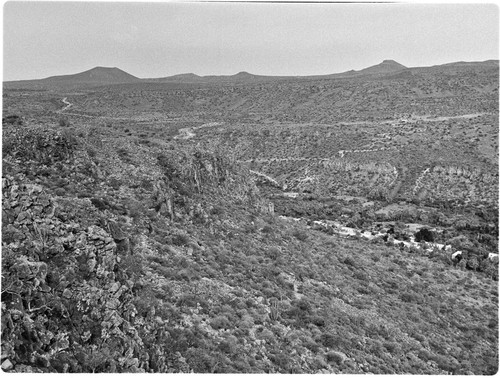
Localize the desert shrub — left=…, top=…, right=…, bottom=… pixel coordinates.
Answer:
left=157, top=153, right=183, bottom=180
left=175, top=294, right=199, bottom=309
left=408, top=245, right=420, bottom=254
left=432, top=354, right=457, bottom=373
left=108, top=177, right=122, bottom=190
left=265, top=247, right=280, bottom=260
left=116, top=147, right=132, bottom=163
left=448, top=235, right=474, bottom=251
left=90, top=197, right=110, bottom=211
left=478, top=233, right=498, bottom=250
left=171, top=233, right=190, bottom=246
left=257, top=328, right=275, bottom=343
left=392, top=257, right=407, bottom=267
left=243, top=223, right=258, bottom=234
left=286, top=298, right=313, bottom=325
left=299, top=335, right=319, bottom=353
left=54, top=187, right=66, bottom=196
left=86, top=146, right=97, bottom=158
left=482, top=262, right=499, bottom=280
left=140, top=179, right=153, bottom=191
left=261, top=286, right=277, bottom=298
left=354, top=270, right=368, bottom=280
left=210, top=205, right=225, bottom=216
left=147, top=253, right=170, bottom=267
left=356, top=284, right=372, bottom=295
left=262, top=225, right=274, bottom=234
left=296, top=298, right=313, bottom=312
left=383, top=341, right=400, bottom=354
left=343, top=256, right=356, bottom=267
left=218, top=336, right=239, bottom=356
left=309, top=315, right=326, bottom=327
left=3, top=114, right=23, bottom=126
left=311, top=355, right=329, bottom=370
left=125, top=199, right=144, bottom=219
left=59, top=117, right=70, bottom=127
left=39, top=167, right=52, bottom=177
left=292, top=229, right=308, bottom=241
left=417, top=349, right=432, bottom=361
left=269, top=352, right=292, bottom=372
left=400, top=292, right=424, bottom=304
left=326, top=351, right=344, bottom=365
left=176, top=268, right=196, bottom=282
left=210, top=315, right=232, bottom=330
left=319, top=332, right=340, bottom=348
left=466, top=255, right=480, bottom=271
left=367, top=339, right=385, bottom=356
left=120, top=254, right=144, bottom=278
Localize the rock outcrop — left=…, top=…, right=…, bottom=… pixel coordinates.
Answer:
left=1, top=176, right=145, bottom=372
left=2, top=125, right=77, bottom=165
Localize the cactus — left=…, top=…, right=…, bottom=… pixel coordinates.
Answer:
left=269, top=297, right=280, bottom=321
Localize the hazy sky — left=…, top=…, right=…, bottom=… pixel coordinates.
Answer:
left=2, top=1, right=499, bottom=81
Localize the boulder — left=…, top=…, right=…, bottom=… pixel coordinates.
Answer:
left=1, top=359, right=14, bottom=371
left=12, top=258, right=47, bottom=281
left=108, top=220, right=126, bottom=241
left=116, top=238, right=131, bottom=256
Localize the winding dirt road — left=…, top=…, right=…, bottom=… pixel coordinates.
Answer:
left=59, top=97, right=72, bottom=113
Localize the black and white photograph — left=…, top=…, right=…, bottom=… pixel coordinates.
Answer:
left=1, top=0, right=499, bottom=374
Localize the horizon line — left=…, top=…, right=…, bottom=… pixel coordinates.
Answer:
left=3, top=58, right=499, bottom=83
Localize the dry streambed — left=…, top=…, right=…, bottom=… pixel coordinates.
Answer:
left=279, top=215, right=452, bottom=253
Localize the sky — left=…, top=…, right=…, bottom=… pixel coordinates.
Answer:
left=2, top=1, right=499, bottom=81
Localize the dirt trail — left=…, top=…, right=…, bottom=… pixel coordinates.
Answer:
left=404, top=113, right=488, bottom=122
left=56, top=99, right=161, bottom=121
left=59, top=97, right=72, bottom=113
left=330, top=113, right=488, bottom=127
left=240, top=146, right=397, bottom=164
left=338, top=146, right=396, bottom=158
left=174, top=128, right=196, bottom=140
left=174, top=122, right=223, bottom=140
left=241, top=157, right=320, bottom=163
left=249, top=170, right=281, bottom=188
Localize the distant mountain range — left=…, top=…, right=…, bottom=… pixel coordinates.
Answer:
left=151, top=60, right=410, bottom=83
left=149, top=70, right=281, bottom=84
left=4, top=59, right=498, bottom=88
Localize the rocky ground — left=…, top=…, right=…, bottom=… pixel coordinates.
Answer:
left=2, top=61, right=498, bottom=373
left=1, top=115, right=498, bottom=374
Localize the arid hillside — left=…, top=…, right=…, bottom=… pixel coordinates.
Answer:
left=2, top=59, right=498, bottom=373
left=8, top=60, right=495, bottom=122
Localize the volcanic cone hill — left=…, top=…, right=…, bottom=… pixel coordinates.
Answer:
left=356, top=59, right=407, bottom=75
left=44, top=66, right=140, bottom=84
